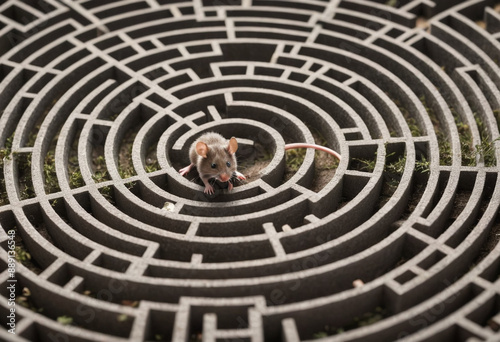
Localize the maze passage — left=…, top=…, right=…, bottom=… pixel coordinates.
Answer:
left=0, top=0, right=499, bottom=341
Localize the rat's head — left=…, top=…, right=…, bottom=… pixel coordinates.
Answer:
left=196, top=137, right=238, bottom=182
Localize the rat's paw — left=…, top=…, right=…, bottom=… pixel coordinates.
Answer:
left=179, top=164, right=192, bottom=177
left=234, top=171, right=246, bottom=180
left=204, top=184, right=215, bottom=194
left=228, top=182, right=233, bottom=191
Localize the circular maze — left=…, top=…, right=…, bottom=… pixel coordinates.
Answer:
left=0, top=0, right=500, bottom=341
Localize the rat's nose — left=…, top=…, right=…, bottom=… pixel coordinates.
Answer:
left=219, top=173, right=230, bottom=182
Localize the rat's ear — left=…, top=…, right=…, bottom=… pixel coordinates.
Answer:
left=227, top=137, right=238, bottom=154
left=196, top=141, right=209, bottom=158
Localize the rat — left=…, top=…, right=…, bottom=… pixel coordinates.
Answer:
left=179, top=132, right=246, bottom=194
left=179, top=133, right=342, bottom=194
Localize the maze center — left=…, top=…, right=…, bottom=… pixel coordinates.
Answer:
left=0, top=0, right=500, bottom=341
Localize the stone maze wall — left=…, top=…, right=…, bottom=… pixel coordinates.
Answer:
left=0, top=0, right=500, bottom=341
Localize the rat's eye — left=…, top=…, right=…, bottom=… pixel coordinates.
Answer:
left=211, top=163, right=217, bottom=169
left=226, top=161, right=231, bottom=167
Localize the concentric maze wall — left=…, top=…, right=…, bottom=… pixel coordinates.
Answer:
left=0, top=0, right=500, bottom=341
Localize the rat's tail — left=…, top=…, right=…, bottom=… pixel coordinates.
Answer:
left=284, top=143, right=341, bottom=161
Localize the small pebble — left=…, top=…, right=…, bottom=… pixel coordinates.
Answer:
left=163, top=202, right=175, bottom=211
left=353, top=279, right=364, bottom=288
